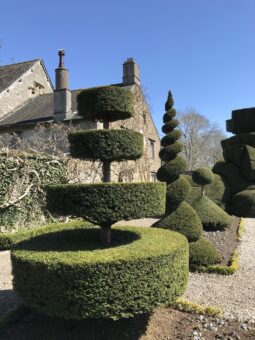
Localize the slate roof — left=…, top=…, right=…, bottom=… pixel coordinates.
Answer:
left=0, top=90, right=82, bottom=128
left=0, top=60, right=39, bottom=93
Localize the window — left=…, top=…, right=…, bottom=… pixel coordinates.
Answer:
left=150, top=172, right=157, bottom=182
left=149, top=139, right=155, bottom=159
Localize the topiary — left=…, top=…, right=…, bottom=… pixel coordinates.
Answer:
left=154, top=91, right=202, bottom=241
left=189, top=237, right=221, bottom=271
left=154, top=201, right=202, bottom=242
left=192, top=196, right=232, bottom=231
left=231, top=189, right=255, bottom=217
left=12, top=226, right=188, bottom=320
left=192, top=167, right=214, bottom=196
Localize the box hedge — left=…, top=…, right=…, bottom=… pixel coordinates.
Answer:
left=77, top=86, right=134, bottom=122
left=156, top=156, right=187, bottom=183
left=162, top=119, right=179, bottom=134
left=229, top=107, right=255, bottom=134
left=166, top=176, right=191, bottom=210
left=69, top=130, right=143, bottom=162
left=159, top=142, right=183, bottom=162
left=11, top=226, right=189, bottom=320
left=46, top=182, right=166, bottom=226
left=161, top=130, right=182, bottom=147
left=189, top=237, right=221, bottom=271
left=231, top=189, right=255, bottom=217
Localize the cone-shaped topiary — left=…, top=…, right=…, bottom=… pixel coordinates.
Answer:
left=154, top=91, right=202, bottom=241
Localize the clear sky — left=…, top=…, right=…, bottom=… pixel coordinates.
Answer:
left=1, top=0, right=255, bottom=134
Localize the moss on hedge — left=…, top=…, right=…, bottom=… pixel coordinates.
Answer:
left=189, top=237, right=221, bottom=271
left=69, top=130, right=143, bottom=162
left=77, top=86, right=134, bottom=122
left=193, top=196, right=232, bottom=231
left=11, top=226, right=189, bottom=320
left=0, top=220, right=92, bottom=250
left=153, top=201, right=202, bottom=242
left=46, top=182, right=166, bottom=226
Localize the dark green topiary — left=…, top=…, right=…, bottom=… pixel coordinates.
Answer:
left=193, top=196, right=232, bottom=230
left=155, top=91, right=201, bottom=241
left=153, top=201, right=202, bottom=242
left=47, top=182, right=166, bottom=226
left=69, top=130, right=143, bottom=162
left=157, top=156, right=187, bottom=183
left=192, top=168, right=214, bottom=187
left=77, top=86, right=134, bottom=122
left=189, top=237, right=221, bottom=271
left=12, top=226, right=189, bottom=320
left=161, top=130, right=182, bottom=147
left=231, top=189, right=255, bottom=217
left=165, top=175, right=191, bottom=210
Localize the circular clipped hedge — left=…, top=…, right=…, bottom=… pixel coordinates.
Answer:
left=69, top=129, right=143, bottom=162
left=46, top=182, right=166, bottom=225
left=157, top=156, right=187, bottom=183
left=154, top=201, right=202, bottom=242
left=189, top=237, right=221, bottom=271
left=192, top=167, right=214, bottom=186
left=77, top=86, right=134, bottom=122
left=11, top=226, right=189, bottom=320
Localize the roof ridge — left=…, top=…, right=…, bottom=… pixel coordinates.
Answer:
left=0, top=59, right=40, bottom=69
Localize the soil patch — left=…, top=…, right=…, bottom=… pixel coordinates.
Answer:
left=203, top=216, right=240, bottom=265
left=1, top=307, right=254, bottom=340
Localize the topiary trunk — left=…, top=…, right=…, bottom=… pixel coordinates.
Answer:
left=101, top=224, right=112, bottom=245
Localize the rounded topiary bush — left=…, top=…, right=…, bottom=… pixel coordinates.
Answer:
left=166, top=176, right=191, bottom=209
left=192, top=167, right=214, bottom=187
left=69, top=130, right=143, bottom=161
left=11, top=226, right=189, bottom=320
left=153, top=201, right=202, bottom=242
left=189, top=237, right=221, bottom=271
left=156, top=156, right=187, bottom=183
left=161, top=130, right=182, bottom=147
left=46, top=182, right=166, bottom=226
left=193, top=196, right=232, bottom=230
left=231, top=189, right=255, bottom=217
left=159, top=142, right=183, bottom=162
left=77, top=86, right=134, bottom=122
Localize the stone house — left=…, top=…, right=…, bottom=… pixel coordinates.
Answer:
left=0, top=51, right=161, bottom=182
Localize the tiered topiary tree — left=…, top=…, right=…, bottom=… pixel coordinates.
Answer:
left=155, top=91, right=202, bottom=242
left=192, top=167, right=232, bottom=231
left=11, top=86, right=189, bottom=320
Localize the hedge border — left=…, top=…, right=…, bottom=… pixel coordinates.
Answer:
left=193, top=218, right=243, bottom=275
left=171, top=298, right=223, bottom=318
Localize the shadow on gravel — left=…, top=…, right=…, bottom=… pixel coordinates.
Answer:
left=0, top=290, right=20, bottom=319
left=0, top=309, right=150, bottom=340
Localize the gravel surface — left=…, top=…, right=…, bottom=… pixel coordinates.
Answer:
left=184, top=218, right=255, bottom=322
left=0, top=251, right=20, bottom=318
left=0, top=218, right=254, bottom=323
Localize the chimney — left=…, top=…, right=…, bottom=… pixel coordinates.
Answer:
left=122, top=58, right=140, bottom=86
left=54, top=49, right=71, bottom=121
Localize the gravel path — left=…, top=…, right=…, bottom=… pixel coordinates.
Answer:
left=184, top=218, right=255, bottom=322
left=0, top=218, right=254, bottom=322
left=0, top=251, right=20, bottom=318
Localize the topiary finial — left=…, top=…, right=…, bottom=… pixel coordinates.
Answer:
left=165, top=91, right=174, bottom=111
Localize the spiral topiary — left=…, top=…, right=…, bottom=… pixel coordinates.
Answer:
left=154, top=91, right=202, bottom=242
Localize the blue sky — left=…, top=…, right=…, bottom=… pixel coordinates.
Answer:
left=1, top=0, right=255, bottom=134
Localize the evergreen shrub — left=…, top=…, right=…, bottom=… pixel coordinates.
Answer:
left=161, top=130, right=182, bottom=147
left=156, top=156, right=187, bottom=183
left=159, top=142, right=183, bottom=162
left=11, top=226, right=189, bottom=320
left=77, top=86, right=134, bottom=122
left=189, top=237, right=221, bottom=271
left=231, top=189, right=255, bottom=217
left=166, top=176, right=191, bottom=209
left=46, top=182, right=166, bottom=225
left=69, top=130, right=143, bottom=161
left=162, top=119, right=179, bottom=134
left=193, top=196, right=232, bottom=230
left=192, top=167, right=214, bottom=187
left=154, top=201, right=202, bottom=242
